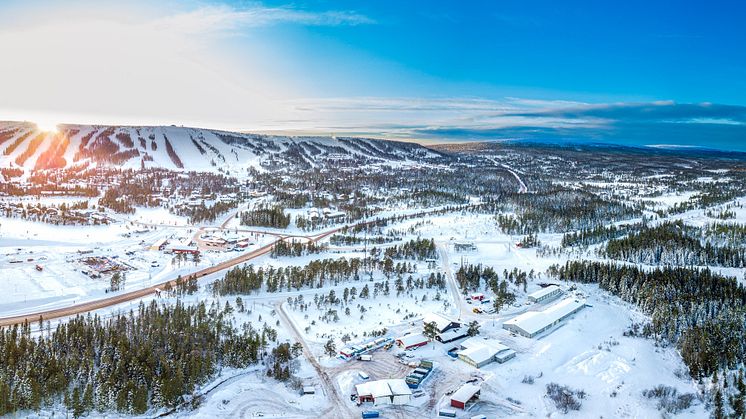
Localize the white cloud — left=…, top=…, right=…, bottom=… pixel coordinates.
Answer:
left=151, top=4, right=373, bottom=36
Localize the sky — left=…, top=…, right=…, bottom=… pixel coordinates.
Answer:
left=0, top=0, right=745, bottom=151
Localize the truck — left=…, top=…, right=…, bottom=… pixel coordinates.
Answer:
left=358, top=354, right=373, bottom=361
left=361, top=411, right=380, bottom=419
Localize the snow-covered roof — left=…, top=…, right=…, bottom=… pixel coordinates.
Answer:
left=450, top=383, right=480, bottom=404
left=459, top=338, right=510, bottom=364
left=397, top=333, right=428, bottom=347
left=423, top=312, right=457, bottom=332
left=438, top=328, right=467, bottom=342
left=356, top=379, right=412, bottom=398
left=528, top=285, right=561, bottom=300
left=504, top=298, right=586, bottom=335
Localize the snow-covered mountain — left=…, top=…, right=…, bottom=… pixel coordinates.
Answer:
left=0, top=122, right=442, bottom=172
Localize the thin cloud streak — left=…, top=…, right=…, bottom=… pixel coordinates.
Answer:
left=152, top=4, right=374, bottom=36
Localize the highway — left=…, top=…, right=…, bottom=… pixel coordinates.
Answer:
left=0, top=205, right=479, bottom=327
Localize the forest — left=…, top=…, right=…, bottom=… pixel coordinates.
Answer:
left=603, top=221, right=746, bottom=267
left=0, top=300, right=280, bottom=417
left=552, top=260, right=746, bottom=379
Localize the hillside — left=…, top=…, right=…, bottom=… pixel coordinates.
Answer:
left=0, top=122, right=443, bottom=173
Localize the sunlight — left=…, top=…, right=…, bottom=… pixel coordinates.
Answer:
left=34, top=119, right=59, bottom=133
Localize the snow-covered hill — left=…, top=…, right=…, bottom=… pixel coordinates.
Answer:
left=0, top=122, right=442, bottom=173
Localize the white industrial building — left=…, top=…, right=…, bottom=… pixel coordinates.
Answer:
left=503, top=298, right=586, bottom=338
left=458, top=337, right=516, bottom=368
left=355, top=379, right=412, bottom=405
left=528, top=285, right=562, bottom=303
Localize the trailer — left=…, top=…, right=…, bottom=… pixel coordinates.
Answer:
left=361, top=411, right=380, bottom=418
left=358, top=354, right=373, bottom=361
left=405, top=360, right=434, bottom=388
left=439, top=409, right=457, bottom=417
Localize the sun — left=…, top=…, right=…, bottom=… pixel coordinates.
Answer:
left=34, top=120, right=59, bottom=133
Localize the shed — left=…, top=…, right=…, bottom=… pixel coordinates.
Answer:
left=450, top=383, right=481, bottom=409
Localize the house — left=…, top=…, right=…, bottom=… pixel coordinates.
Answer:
left=423, top=313, right=461, bottom=334
left=503, top=298, right=586, bottom=338
left=528, top=285, right=562, bottom=303
left=450, top=383, right=481, bottom=409
left=436, top=327, right=468, bottom=344
left=458, top=337, right=515, bottom=368
left=355, top=379, right=412, bottom=406
left=396, top=333, right=429, bottom=350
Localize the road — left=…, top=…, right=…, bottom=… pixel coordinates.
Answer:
left=0, top=236, right=283, bottom=327
left=0, top=205, right=478, bottom=327
left=437, top=242, right=471, bottom=321
left=486, top=157, right=528, bottom=193
left=276, top=301, right=354, bottom=419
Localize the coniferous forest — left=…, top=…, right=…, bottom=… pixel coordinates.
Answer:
left=0, top=300, right=274, bottom=417
left=553, top=261, right=746, bottom=379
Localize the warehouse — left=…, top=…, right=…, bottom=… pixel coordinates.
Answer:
left=355, top=379, right=412, bottom=406
left=528, top=285, right=562, bottom=303
left=396, top=333, right=429, bottom=350
left=458, top=337, right=515, bottom=368
left=450, top=383, right=481, bottom=409
left=503, top=298, right=586, bottom=338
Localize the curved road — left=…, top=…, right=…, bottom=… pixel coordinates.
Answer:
left=0, top=227, right=341, bottom=327
left=0, top=205, right=478, bottom=327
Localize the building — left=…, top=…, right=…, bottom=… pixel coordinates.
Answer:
left=503, top=298, right=586, bottom=338
left=168, top=245, right=200, bottom=255
left=396, top=333, right=429, bottom=350
left=355, top=379, right=412, bottom=406
left=528, top=285, right=562, bottom=303
left=457, top=337, right=516, bottom=368
left=450, top=383, right=480, bottom=409
left=423, top=313, right=461, bottom=334
left=149, top=238, right=168, bottom=251
left=436, top=327, right=468, bottom=344
left=454, top=241, right=476, bottom=252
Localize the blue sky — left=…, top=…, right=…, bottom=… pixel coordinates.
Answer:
left=0, top=0, right=744, bottom=150
left=250, top=0, right=746, bottom=104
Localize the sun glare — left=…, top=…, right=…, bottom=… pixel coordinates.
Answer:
left=34, top=120, right=59, bottom=133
